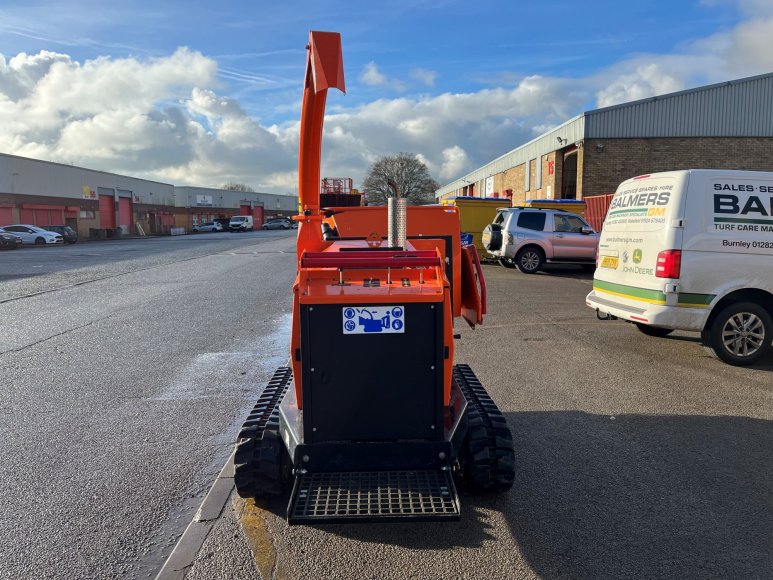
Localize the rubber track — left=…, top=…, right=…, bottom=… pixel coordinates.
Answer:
left=234, top=367, right=292, bottom=498
left=453, top=364, right=515, bottom=492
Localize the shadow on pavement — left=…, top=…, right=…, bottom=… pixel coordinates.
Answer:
left=252, top=488, right=497, bottom=549
left=501, top=411, right=772, bottom=579
left=241, top=411, right=771, bottom=575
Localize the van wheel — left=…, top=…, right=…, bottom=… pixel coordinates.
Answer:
left=498, top=258, right=516, bottom=269
left=703, top=302, right=772, bottom=366
left=635, top=323, right=673, bottom=337
left=515, top=247, right=544, bottom=274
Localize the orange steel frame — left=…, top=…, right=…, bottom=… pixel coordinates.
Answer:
left=290, top=32, right=484, bottom=411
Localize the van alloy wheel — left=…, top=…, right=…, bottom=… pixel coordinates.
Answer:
left=704, top=302, right=772, bottom=366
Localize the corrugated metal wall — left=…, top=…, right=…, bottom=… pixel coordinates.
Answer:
left=436, top=116, right=585, bottom=197
left=585, top=73, right=773, bottom=138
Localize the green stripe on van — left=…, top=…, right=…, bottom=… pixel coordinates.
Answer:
left=594, top=280, right=715, bottom=308
left=677, top=292, right=715, bottom=307
left=593, top=280, right=667, bottom=303
left=607, top=207, right=649, bottom=217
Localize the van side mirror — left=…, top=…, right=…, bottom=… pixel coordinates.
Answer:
left=581, top=226, right=593, bottom=235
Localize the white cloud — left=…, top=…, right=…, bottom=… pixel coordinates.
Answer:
left=0, top=3, right=772, bottom=193
left=438, top=146, right=470, bottom=180
left=596, top=64, right=684, bottom=108
left=359, top=61, right=387, bottom=86
left=410, top=67, right=438, bottom=87
left=0, top=47, right=298, bottom=189
left=721, top=16, right=773, bottom=73
left=358, top=61, right=406, bottom=92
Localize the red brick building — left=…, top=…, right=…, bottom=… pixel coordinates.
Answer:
left=437, top=72, right=773, bottom=206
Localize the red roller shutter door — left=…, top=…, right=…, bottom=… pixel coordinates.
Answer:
left=36, top=210, right=52, bottom=226
left=100, top=195, right=115, bottom=228
left=0, top=207, right=12, bottom=226
left=118, top=197, right=132, bottom=231
left=239, top=205, right=251, bottom=215
left=252, top=206, right=264, bottom=229
left=20, top=208, right=34, bottom=224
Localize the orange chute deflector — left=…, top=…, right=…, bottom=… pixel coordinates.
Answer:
left=298, top=31, right=345, bottom=217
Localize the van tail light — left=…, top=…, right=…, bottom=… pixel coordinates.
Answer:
left=655, top=250, right=681, bottom=278
left=506, top=232, right=513, bottom=244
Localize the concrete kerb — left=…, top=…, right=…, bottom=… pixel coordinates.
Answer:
left=156, top=453, right=236, bottom=580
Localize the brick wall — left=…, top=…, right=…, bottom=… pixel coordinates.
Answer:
left=581, top=137, right=773, bottom=198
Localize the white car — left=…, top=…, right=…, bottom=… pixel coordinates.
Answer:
left=0, top=224, right=64, bottom=245
left=192, top=221, right=223, bottom=233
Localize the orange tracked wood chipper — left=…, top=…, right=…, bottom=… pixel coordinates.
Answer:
left=234, top=31, right=515, bottom=523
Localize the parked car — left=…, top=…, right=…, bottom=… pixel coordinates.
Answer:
left=482, top=207, right=599, bottom=273
left=0, top=224, right=63, bottom=245
left=192, top=221, right=223, bottom=233
left=213, top=218, right=231, bottom=231
left=45, top=225, right=78, bottom=243
left=263, top=217, right=292, bottom=230
left=229, top=215, right=254, bottom=232
left=0, top=230, right=22, bottom=249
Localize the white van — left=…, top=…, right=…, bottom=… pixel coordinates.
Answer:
left=229, top=215, right=254, bottom=232
left=586, top=169, right=773, bottom=366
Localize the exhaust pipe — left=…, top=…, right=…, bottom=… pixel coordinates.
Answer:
left=387, top=178, right=406, bottom=249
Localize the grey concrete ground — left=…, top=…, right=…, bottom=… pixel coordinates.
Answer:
left=0, top=231, right=296, bottom=579
left=216, top=262, right=772, bottom=580
left=3, top=237, right=771, bottom=579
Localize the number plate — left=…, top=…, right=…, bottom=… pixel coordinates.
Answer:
left=600, top=256, right=619, bottom=269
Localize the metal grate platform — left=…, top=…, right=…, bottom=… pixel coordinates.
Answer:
left=288, top=470, right=460, bottom=524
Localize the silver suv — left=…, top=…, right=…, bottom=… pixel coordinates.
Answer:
left=482, top=208, right=599, bottom=274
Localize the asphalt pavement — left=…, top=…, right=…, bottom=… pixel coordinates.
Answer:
left=2, top=237, right=771, bottom=579
left=0, top=231, right=296, bottom=579
left=193, top=262, right=772, bottom=580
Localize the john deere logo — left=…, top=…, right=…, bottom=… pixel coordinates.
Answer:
left=633, top=249, right=643, bottom=264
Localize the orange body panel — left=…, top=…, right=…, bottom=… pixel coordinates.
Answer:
left=323, top=206, right=463, bottom=317
left=290, top=32, right=482, bottom=418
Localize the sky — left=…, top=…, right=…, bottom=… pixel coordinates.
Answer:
left=0, top=0, right=772, bottom=194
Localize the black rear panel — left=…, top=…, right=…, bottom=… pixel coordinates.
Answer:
left=300, top=302, right=444, bottom=444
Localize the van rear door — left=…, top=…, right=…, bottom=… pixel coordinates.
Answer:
left=593, top=171, right=688, bottom=308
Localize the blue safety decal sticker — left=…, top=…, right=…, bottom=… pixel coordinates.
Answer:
left=343, top=306, right=405, bottom=334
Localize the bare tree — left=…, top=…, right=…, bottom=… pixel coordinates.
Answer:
left=221, top=182, right=255, bottom=192
left=361, top=153, right=440, bottom=205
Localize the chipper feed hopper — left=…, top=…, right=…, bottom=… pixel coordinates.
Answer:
left=234, top=31, right=515, bottom=524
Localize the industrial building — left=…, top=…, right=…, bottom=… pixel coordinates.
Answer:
left=0, top=152, right=298, bottom=237
left=436, top=72, right=773, bottom=205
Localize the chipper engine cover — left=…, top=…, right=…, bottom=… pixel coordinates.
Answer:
left=234, top=31, right=515, bottom=524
